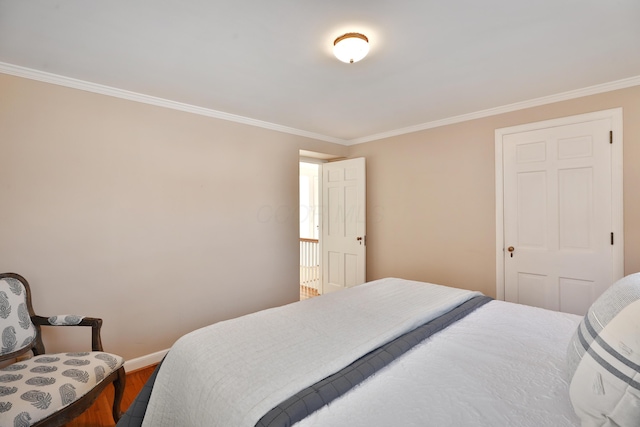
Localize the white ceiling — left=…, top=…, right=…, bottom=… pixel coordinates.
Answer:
left=1, top=1, right=639, bottom=144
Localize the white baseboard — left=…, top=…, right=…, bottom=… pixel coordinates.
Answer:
left=123, top=349, right=169, bottom=373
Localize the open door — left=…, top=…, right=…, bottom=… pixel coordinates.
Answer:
left=322, top=157, right=366, bottom=293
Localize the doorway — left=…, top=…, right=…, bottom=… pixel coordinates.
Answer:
left=495, top=108, right=624, bottom=315
left=300, top=161, right=321, bottom=299
left=299, top=155, right=368, bottom=299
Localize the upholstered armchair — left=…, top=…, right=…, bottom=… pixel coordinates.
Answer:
left=0, top=272, right=125, bottom=426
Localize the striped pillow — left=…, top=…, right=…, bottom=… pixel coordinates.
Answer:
left=566, top=273, right=640, bottom=426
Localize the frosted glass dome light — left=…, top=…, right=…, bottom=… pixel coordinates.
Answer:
left=333, top=33, right=369, bottom=64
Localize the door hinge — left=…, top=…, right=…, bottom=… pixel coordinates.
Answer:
left=611, top=232, right=614, bottom=245
left=610, top=131, right=613, bottom=144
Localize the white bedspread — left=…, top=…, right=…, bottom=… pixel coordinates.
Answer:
left=142, top=278, right=479, bottom=427
left=296, top=300, right=582, bottom=427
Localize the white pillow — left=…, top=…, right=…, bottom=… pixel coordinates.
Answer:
left=566, top=273, right=640, bottom=426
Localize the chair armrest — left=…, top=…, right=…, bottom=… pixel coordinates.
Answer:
left=32, top=315, right=104, bottom=352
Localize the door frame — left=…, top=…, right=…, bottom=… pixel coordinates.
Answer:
left=494, top=108, right=624, bottom=301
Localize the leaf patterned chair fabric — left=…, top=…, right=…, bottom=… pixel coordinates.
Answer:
left=0, top=273, right=125, bottom=427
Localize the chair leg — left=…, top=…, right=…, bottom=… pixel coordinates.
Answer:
left=112, top=366, right=126, bottom=422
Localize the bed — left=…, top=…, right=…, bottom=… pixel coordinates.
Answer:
left=117, top=276, right=640, bottom=427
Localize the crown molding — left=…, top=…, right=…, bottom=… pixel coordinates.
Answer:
left=0, top=62, right=347, bottom=145
left=2, top=62, right=638, bottom=147
left=347, top=75, right=640, bottom=145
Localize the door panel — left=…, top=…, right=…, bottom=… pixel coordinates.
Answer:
left=322, top=158, right=366, bottom=294
left=517, top=273, right=550, bottom=309
left=558, top=167, right=592, bottom=250
left=517, top=171, right=547, bottom=248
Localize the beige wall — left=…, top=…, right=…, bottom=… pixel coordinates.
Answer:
left=0, top=74, right=347, bottom=360
left=349, top=85, right=640, bottom=297
left=2, top=71, right=639, bottom=363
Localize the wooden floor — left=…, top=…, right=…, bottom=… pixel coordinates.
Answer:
left=63, top=365, right=156, bottom=427
left=300, top=284, right=320, bottom=300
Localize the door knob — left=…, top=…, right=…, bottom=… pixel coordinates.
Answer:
left=507, top=246, right=515, bottom=258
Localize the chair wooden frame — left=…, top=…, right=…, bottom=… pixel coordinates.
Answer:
left=0, top=272, right=126, bottom=427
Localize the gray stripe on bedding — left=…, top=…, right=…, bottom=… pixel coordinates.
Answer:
left=585, top=344, right=640, bottom=391
left=255, top=295, right=493, bottom=427
left=117, top=360, right=164, bottom=427
left=579, top=316, right=640, bottom=374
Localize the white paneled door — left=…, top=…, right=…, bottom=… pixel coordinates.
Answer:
left=498, top=110, right=623, bottom=315
left=322, top=158, right=366, bottom=294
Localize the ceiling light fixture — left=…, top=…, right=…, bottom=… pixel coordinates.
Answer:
left=333, top=33, right=369, bottom=64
